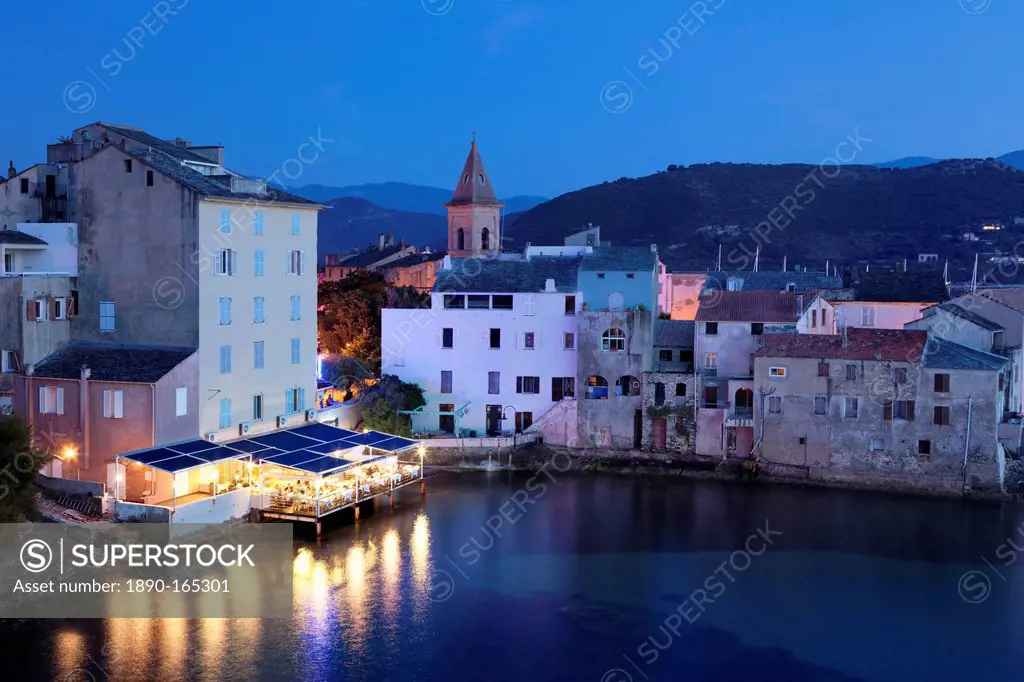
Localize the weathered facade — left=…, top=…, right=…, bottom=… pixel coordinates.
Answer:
left=754, top=330, right=1007, bottom=493
left=641, top=371, right=696, bottom=453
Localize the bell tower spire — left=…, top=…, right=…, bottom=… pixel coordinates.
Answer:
left=446, top=136, right=504, bottom=256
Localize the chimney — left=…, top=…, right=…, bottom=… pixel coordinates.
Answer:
left=7, top=160, right=15, bottom=179
left=386, top=232, right=394, bottom=248
left=650, top=244, right=657, bottom=253
left=81, top=365, right=91, bottom=381
left=545, top=278, right=557, bottom=292
left=796, top=294, right=804, bottom=313
left=378, top=233, right=385, bottom=250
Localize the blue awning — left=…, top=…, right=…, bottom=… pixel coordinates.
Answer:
left=118, top=423, right=420, bottom=476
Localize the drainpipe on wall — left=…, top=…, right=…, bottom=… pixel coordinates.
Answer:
left=963, top=396, right=973, bottom=494
left=24, top=364, right=35, bottom=443
left=80, top=365, right=90, bottom=471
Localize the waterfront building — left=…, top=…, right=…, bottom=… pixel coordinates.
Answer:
left=641, top=319, right=696, bottom=452
left=754, top=329, right=1007, bottom=493
left=694, top=290, right=804, bottom=458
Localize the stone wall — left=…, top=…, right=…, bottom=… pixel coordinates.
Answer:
left=640, top=371, right=696, bottom=454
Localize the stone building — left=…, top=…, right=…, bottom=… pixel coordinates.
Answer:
left=754, top=329, right=1007, bottom=493
left=641, top=319, right=696, bottom=452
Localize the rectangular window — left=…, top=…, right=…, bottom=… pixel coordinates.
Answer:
left=253, top=341, right=265, bottom=370
left=871, top=438, right=885, bottom=452
left=53, top=298, right=66, bottom=320
left=564, top=332, right=575, bottom=350
left=844, top=397, right=858, bottom=418
left=489, top=328, right=501, bottom=349
left=290, top=295, right=301, bottom=321
left=253, top=394, right=264, bottom=421
left=751, top=323, right=764, bottom=336
left=39, top=386, right=64, bottom=415
left=934, top=405, right=950, bottom=426
left=862, top=306, right=876, bottom=327
left=290, top=338, right=301, bottom=365
left=442, top=328, right=454, bottom=349
left=291, top=213, right=300, bottom=236
left=219, top=345, right=232, bottom=374
left=443, top=295, right=465, bottom=309
left=934, top=373, right=950, bottom=393
left=814, top=396, right=827, bottom=415
left=439, top=403, right=455, bottom=433
left=565, top=295, right=576, bottom=315
left=818, top=362, right=829, bottom=377
left=468, top=295, right=490, bottom=309
left=769, top=366, right=786, bottom=378
left=492, top=295, right=513, bottom=310
left=823, top=309, right=829, bottom=326
left=626, top=273, right=635, bottom=279
left=523, top=332, right=535, bottom=349
left=515, top=412, right=534, bottom=434
left=654, top=383, right=666, bottom=405
left=219, top=398, right=231, bottom=429
left=704, top=352, right=718, bottom=369
left=216, top=249, right=236, bottom=276
left=19, top=178, right=28, bottom=194
left=597, top=273, right=605, bottom=279
left=441, top=370, right=453, bottom=394
left=516, top=376, right=540, bottom=394
left=285, top=389, right=302, bottom=415
left=1, top=350, right=17, bottom=373
left=552, top=377, right=575, bottom=400
left=659, top=350, right=673, bottom=362
left=287, top=250, right=303, bottom=276
left=219, top=297, right=232, bottom=325
left=894, top=367, right=907, bottom=384
left=254, top=297, right=265, bottom=324
left=254, top=249, right=265, bottom=276
left=220, top=208, right=231, bottom=233
left=705, top=322, right=718, bottom=336
left=812, top=310, right=817, bottom=328
left=768, top=396, right=782, bottom=414
left=845, top=364, right=857, bottom=380
left=918, top=440, right=931, bottom=455
left=124, top=159, right=133, bottom=173
left=102, top=390, right=124, bottom=419
left=254, top=212, right=265, bottom=235
left=99, top=301, right=115, bottom=332
left=887, top=400, right=915, bottom=421
left=488, top=371, right=500, bottom=394
left=146, top=170, right=154, bottom=186
left=175, top=387, right=187, bottom=417
left=675, top=383, right=687, bottom=396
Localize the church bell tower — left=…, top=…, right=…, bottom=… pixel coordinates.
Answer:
left=446, top=137, right=504, bottom=256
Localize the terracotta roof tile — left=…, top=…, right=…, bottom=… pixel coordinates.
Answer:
left=695, top=291, right=807, bottom=323
left=755, top=328, right=928, bottom=362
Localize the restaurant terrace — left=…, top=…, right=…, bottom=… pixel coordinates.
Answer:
left=114, top=423, right=424, bottom=532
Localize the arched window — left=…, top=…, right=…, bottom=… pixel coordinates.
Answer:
left=481, top=227, right=490, bottom=250
left=608, top=292, right=624, bottom=311
left=616, top=375, right=640, bottom=397
left=601, top=328, right=626, bottom=352
left=735, top=388, right=753, bottom=416
left=457, top=228, right=465, bottom=250
left=585, top=375, right=608, bottom=400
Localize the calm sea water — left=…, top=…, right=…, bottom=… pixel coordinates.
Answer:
left=4, top=472, right=1024, bottom=681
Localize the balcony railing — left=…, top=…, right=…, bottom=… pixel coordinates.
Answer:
left=702, top=367, right=718, bottom=377
left=656, top=361, right=693, bottom=373
left=701, top=400, right=730, bottom=409
left=732, top=406, right=753, bottom=419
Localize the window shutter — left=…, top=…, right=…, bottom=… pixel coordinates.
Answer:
left=38, top=386, right=45, bottom=410
left=516, top=377, right=523, bottom=393
left=26, top=300, right=34, bottom=321
left=103, top=390, right=111, bottom=418
left=300, top=388, right=306, bottom=411
left=66, top=297, right=75, bottom=318
left=907, top=401, right=915, bottom=422
left=285, top=389, right=292, bottom=413
left=230, top=250, right=238, bottom=275
left=883, top=400, right=892, bottom=421
left=56, top=388, right=64, bottom=415
left=300, top=252, right=306, bottom=276
left=49, top=297, right=57, bottom=320
left=114, top=391, right=123, bottom=419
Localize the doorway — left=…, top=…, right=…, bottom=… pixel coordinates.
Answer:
left=633, top=409, right=643, bottom=449
left=486, top=404, right=502, bottom=436
left=439, top=403, right=455, bottom=434
left=652, top=418, right=667, bottom=449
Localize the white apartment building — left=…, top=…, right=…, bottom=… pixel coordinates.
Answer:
left=381, top=255, right=582, bottom=437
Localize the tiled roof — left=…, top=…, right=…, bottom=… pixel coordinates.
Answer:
left=931, top=303, right=1004, bottom=331
left=0, top=230, right=47, bottom=246
left=102, top=124, right=214, bottom=164
left=922, top=337, right=1006, bottom=371
left=32, top=343, right=196, bottom=382
left=654, top=320, right=695, bottom=348
left=116, top=146, right=318, bottom=207
left=434, top=256, right=581, bottom=293
left=849, top=270, right=947, bottom=303
left=703, top=271, right=843, bottom=293
left=756, top=328, right=928, bottom=362
left=448, top=141, right=502, bottom=206
left=977, top=288, right=1024, bottom=314
left=695, top=291, right=806, bottom=323
left=383, top=251, right=447, bottom=269
left=580, top=246, right=658, bottom=273
left=339, top=244, right=411, bottom=268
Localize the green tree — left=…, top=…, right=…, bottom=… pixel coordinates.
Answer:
left=0, top=413, right=50, bottom=521
left=359, top=375, right=426, bottom=436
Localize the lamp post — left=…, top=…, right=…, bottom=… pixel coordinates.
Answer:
left=63, top=445, right=79, bottom=480
left=500, top=406, right=517, bottom=467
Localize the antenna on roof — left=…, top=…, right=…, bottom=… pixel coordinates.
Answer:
left=824, top=259, right=829, bottom=275
left=971, top=253, right=979, bottom=292
left=943, top=258, right=949, bottom=284
left=841, top=324, right=849, bottom=348
left=783, top=255, right=787, bottom=272
left=753, top=245, right=760, bottom=272
left=903, top=257, right=908, bottom=272
left=716, top=244, right=722, bottom=271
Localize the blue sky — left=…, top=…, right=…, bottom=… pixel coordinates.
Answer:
left=3, top=0, right=1023, bottom=197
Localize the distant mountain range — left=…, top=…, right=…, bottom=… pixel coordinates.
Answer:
left=317, top=198, right=447, bottom=260
left=292, top=181, right=546, bottom=215
left=874, top=150, right=1024, bottom=169
left=508, top=159, right=1024, bottom=272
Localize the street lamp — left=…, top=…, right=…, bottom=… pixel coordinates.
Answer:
left=63, top=445, right=79, bottom=480
left=500, top=406, right=518, bottom=467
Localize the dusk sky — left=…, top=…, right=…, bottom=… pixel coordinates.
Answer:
left=5, top=0, right=1024, bottom=197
